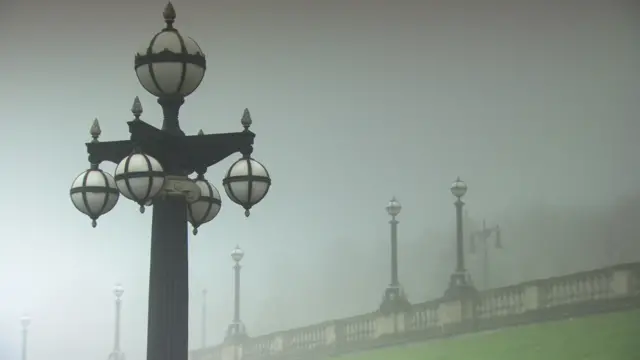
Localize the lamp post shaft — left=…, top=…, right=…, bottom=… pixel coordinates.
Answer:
left=390, top=217, right=399, bottom=286
left=233, top=263, right=241, bottom=323
left=455, top=199, right=465, bottom=273
left=483, top=237, right=490, bottom=288
left=114, top=298, right=122, bottom=351
left=158, top=96, right=185, bottom=136
left=21, top=328, right=27, bottom=360
left=147, top=196, right=189, bottom=360
left=201, top=290, right=207, bottom=349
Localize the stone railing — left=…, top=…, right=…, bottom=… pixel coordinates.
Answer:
left=192, top=262, right=640, bottom=360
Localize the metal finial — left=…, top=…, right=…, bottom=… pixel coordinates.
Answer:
left=90, top=118, right=101, bottom=142
left=193, top=227, right=198, bottom=235
left=241, top=108, right=252, bottom=130
left=244, top=209, right=250, bottom=217
left=91, top=219, right=97, bottom=228
left=197, top=129, right=204, bottom=136
left=163, top=2, right=176, bottom=29
left=131, top=96, right=143, bottom=120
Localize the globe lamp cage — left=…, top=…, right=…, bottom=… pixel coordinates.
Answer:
left=21, top=316, right=31, bottom=328
left=386, top=197, right=402, bottom=217
left=450, top=177, right=468, bottom=198
left=115, top=151, right=166, bottom=212
left=134, top=2, right=206, bottom=98
left=231, top=246, right=244, bottom=262
left=70, top=166, right=120, bottom=228
left=187, top=175, right=222, bottom=235
left=222, top=156, right=272, bottom=217
left=114, top=284, right=125, bottom=298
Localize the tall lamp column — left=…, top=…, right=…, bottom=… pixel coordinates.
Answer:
left=444, top=177, right=477, bottom=299
left=379, top=197, right=411, bottom=315
left=226, top=245, right=247, bottom=343
left=108, top=284, right=125, bottom=360
left=67, top=4, right=272, bottom=360
left=20, top=315, right=30, bottom=360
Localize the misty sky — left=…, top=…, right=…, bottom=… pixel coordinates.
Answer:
left=0, top=0, right=639, bottom=360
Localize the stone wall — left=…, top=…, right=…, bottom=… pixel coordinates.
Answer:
left=192, top=262, right=640, bottom=360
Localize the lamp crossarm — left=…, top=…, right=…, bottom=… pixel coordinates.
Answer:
left=185, top=131, right=255, bottom=170
left=86, top=119, right=255, bottom=175
left=86, top=140, right=134, bottom=165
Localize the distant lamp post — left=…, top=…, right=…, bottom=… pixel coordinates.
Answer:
left=444, top=177, right=477, bottom=299
left=67, top=4, right=271, bottom=360
left=379, top=197, right=412, bottom=315
left=20, top=315, right=30, bottom=360
left=108, top=284, right=126, bottom=360
left=226, top=245, right=247, bottom=343
left=470, top=220, right=502, bottom=290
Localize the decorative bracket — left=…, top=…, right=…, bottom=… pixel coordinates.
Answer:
left=161, top=175, right=201, bottom=204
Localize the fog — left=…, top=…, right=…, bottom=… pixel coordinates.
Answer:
left=1, top=0, right=639, bottom=359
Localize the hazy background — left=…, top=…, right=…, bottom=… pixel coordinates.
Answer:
left=1, top=0, right=639, bottom=359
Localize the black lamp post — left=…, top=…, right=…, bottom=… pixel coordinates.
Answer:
left=20, top=315, right=30, bottom=360
left=470, top=220, right=502, bottom=290
left=379, top=197, right=412, bottom=315
left=68, top=4, right=272, bottom=360
left=226, top=245, right=247, bottom=343
left=108, top=284, right=125, bottom=360
left=444, top=177, right=477, bottom=299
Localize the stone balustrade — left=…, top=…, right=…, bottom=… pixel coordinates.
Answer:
left=192, top=262, right=640, bottom=360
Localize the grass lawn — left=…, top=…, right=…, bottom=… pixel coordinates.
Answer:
left=336, top=310, right=640, bottom=360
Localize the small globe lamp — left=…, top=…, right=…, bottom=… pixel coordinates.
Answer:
left=450, top=177, right=467, bottom=199
left=187, top=176, right=222, bottom=235
left=223, top=156, right=271, bottom=217
left=114, top=152, right=166, bottom=213
left=386, top=197, right=401, bottom=217
left=231, top=245, right=244, bottom=263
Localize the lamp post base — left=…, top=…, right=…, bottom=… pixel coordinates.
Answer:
left=443, top=271, right=478, bottom=301
left=108, top=350, right=126, bottom=360
left=379, top=285, right=412, bottom=315
left=225, top=321, right=248, bottom=344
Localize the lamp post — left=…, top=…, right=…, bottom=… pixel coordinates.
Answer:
left=470, top=220, right=502, bottom=290
left=201, top=289, right=207, bottom=349
left=20, top=315, right=30, bottom=360
left=108, top=284, right=126, bottom=360
left=444, top=177, right=477, bottom=299
left=379, top=197, right=412, bottom=315
left=68, top=4, right=272, bottom=360
left=226, top=245, right=247, bottom=343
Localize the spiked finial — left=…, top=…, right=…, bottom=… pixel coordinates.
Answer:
left=163, top=2, right=176, bottom=29
left=90, top=118, right=101, bottom=142
left=241, top=108, right=252, bottom=130
left=197, top=129, right=205, bottom=136
left=131, top=96, right=143, bottom=120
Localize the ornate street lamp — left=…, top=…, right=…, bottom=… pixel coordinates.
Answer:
left=68, top=4, right=272, bottom=360
left=444, top=177, right=477, bottom=299
left=108, top=284, right=126, bottom=360
left=379, top=197, right=412, bottom=315
left=20, top=315, right=30, bottom=360
left=226, top=246, right=247, bottom=343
